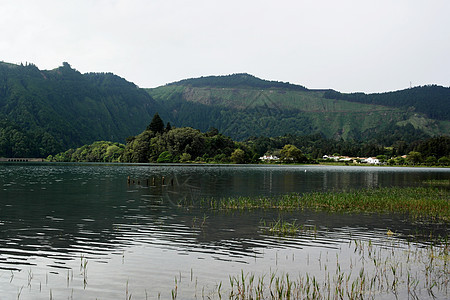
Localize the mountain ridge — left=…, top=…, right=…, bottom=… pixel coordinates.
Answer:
left=0, top=61, right=161, bottom=157
left=0, top=61, right=448, bottom=157
left=147, top=76, right=449, bottom=141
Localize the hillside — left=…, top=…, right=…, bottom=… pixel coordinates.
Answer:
left=147, top=74, right=449, bottom=142
left=0, top=62, right=161, bottom=157
left=1, top=63, right=448, bottom=158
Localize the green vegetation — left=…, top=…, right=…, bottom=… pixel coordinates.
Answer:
left=0, top=62, right=161, bottom=157
left=279, top=144, right=307, bottom=163
left=167, top=73, right=308, bottom=91
left=195, top=187, right=450, bottom=222
left=248, top=134, right=450, bottom=164
left=49, top=113, right=449, bottom=166
left=1, top=62, right=448, bottom=159
left=48, top=141, right=125, bottom=162
left=148, top=74, right=449, bottom=143
left=324, top=85, right=450, bottom=120
left=260, top=219, right=317, bottom=236
left=225, top=240, right=448, bottom=300
left=119, top=122, right=255, bottom=163
left=9, top=238, right=449, bottom=299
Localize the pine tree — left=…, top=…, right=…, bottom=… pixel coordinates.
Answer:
left=147, top=113, right=165, bottom=133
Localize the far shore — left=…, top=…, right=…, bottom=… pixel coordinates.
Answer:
left=0, top=157, right=44, bottom=162
left=1, top=158, right=449, bottom=168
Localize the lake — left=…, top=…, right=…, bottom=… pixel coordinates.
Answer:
left=0, top=163, right=449, bottom=299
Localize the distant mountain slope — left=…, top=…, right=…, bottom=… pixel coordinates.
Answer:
left=324, top=85, right=450, bottom=120
left=148, top=74, right=449, bottom=142
left=169, top=73, right=308, bottom=91
left=0, top=62, right=160, bottom=157
left=1, top=63, right=448, bottom=158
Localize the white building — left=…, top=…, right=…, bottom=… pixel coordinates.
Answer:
left=363, top=157, right=380, bottom=165
left=259, top=155, right=279, bottom=161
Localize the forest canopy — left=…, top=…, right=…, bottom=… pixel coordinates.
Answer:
left=49, top=114, right=450, bottom=166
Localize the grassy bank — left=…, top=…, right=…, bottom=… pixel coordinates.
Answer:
left=192, top=186, right=450, bottom=222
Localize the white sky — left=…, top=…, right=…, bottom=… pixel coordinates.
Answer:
left=1, top=0, right=449, bottom=93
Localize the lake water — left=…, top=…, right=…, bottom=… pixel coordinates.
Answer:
left=0, top=163, right=449, bottom=299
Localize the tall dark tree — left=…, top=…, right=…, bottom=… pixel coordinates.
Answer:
left=147, top=113, right=165, bottom=133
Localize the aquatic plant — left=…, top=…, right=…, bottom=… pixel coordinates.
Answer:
left=422, top=179, right=450, bottom=186
left=260, top=219, right=317, bottom=237
left=260, top=219, right=300, bottom=236
left=7, top=238, right=448, bottom=299
left=204, top=187, right=449, bottom=222
left=221, top=239, right=449, bottom=299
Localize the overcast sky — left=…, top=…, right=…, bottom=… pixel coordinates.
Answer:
left=1, top=0, right=449, bottom=93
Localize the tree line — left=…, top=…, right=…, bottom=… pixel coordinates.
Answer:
left=324, top=85, right=450, bottom=120
left=48, top=113, right=449, bottom=166
left=169, top=73, right=308, bottom=91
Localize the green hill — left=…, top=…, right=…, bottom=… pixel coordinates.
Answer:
left=1, top=63, right=448, bottom=158
left=147, top=74, right=449, bottom=142
left=0, top=62, right=161, bottom=157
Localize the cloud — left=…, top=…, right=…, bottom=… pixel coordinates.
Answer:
left=1, top=0, right=449, bottom=92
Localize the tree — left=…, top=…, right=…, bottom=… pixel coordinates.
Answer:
left=179, top=153, right=191, bottom=162
left=376, top=155, right=387, bottom=163
left=407, top=151, right=422, bottom=165
left=147, top=113, right=165, bottom=133
left=425, top=156, right=437, bottom=166
left=206, top=127, right=219, bottom=137
left=231, top=149, right=246, bottom=164
left=157, top=151, right=173, bottom=163
left=280, top=144, right=305, bottom=163
left=438, top=156, right=450, bottom=166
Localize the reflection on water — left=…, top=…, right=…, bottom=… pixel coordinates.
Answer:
left=0, top=163, right=448, bottom=299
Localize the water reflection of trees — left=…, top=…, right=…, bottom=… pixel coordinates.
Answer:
left=1, top=165, right=448, bottom=272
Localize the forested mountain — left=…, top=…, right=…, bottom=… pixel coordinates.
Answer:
left=323, top=85, right=450, bottom=120
left=0, top=62, right=448, bottom=158
left=170, top=73, right=308, bottom=91
left=0, top=62, right=160, bottom=157
left=147, top=74, right=449, bottom=143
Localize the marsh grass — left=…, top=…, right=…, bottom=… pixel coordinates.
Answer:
left=422, top=179, right=450, bottom=186
left=260, top=219, right=317, bottom=237
left=202, top=187, right=449, bottom=222
left=260, top=219, right=299, bottom=236
left=222, top=239, right=449, bottom=300
left=8, top=238, right=448, bottom=299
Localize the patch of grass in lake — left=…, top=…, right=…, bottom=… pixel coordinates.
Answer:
left=203, top=187, right=449, bottom=222
left=259, top=219, right=317, bottom=237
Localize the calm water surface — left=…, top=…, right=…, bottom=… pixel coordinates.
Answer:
left=0, top=163, right=448, bottom=299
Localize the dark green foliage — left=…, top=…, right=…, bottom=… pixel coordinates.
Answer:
left=438, top=156, right=450, bottom=166
left=0, top=118, right=63, bottom=157
left=120, top=130, right=156, bottom=163
left=324, top=85, right=450, bottom=120
left=48, top=141, right=125, bottom=162
left=279, top=144, right=307, bottom=163
left=148, top=78, right=448, bottom=144
left=147, top=113, right=165, bottom=133
left=412, top=136, right=450, bottom=158
left=246, top=134, right=450, bottom=159
left=230, top=149, right=246, bottom=164
left=157, top=151, right=173, bottom=163
left=168, top=73, right=308, bottom=91
left=120, top=122, right=253, bottom=163
left=0, top=61, right=161, bottom=157
left=2, top=61, right=448, bottom=161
